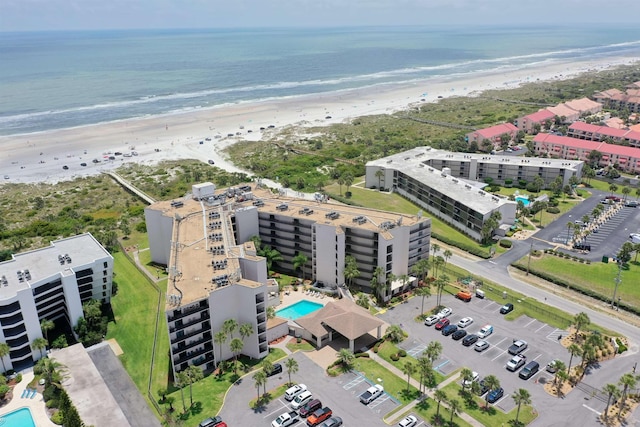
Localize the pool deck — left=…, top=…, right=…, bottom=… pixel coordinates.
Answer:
left=277, top=287, right=336, bottom=311
left=0, top=371, right=56, bottom=426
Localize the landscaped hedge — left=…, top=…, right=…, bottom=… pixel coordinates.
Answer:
left=499, top=239, right=512, bottom=248
left=546, top=207, right=560, bottom=214
left=511, top=263, right=640, bottom=317
left=431, top=232, right=491, bottom=259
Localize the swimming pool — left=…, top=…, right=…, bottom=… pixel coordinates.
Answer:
left=0, top=408, right=36, bottom=427
left=276, top=300, right=323, bottom=320
left=515, top=196, right=530, bottom=206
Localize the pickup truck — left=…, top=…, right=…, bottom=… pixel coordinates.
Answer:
left=272, top=411, right=299, bottom=427
left=359, top=384, right=384, bottom=404
left=456, top=290, right=472, bottom=302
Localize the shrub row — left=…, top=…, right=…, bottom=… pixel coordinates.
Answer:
left=431, top=232, right=491, bottom=259
left=546, top=207, right=561, bottom=214
left=511, top=263, right=640, bottom=317
left=543, top=249, right=591, bottom=264
left=499, top=239, right=512, bottom=248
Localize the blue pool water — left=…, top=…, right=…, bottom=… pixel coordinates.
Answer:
left=0, top=408, right=36, bottom=427
left=515, top=196, right=531, bottom=207
left=276, top=300, right=323, bottom=320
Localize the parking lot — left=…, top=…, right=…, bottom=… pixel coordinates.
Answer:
left=218, top=352, right=391, bottom=427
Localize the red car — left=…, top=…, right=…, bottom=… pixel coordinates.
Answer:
left=435, top=318, right=450, bottom=330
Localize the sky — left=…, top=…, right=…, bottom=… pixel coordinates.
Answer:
left=1, top=0, right=640, bottom=32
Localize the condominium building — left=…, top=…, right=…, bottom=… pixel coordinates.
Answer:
left=465, top=123, right=518, bottom=148
left=145, top=183, right=430, bottom=375
left=366, top=147, right=583, bottom=240
left=567, top=122, right=640, bottom=148
left=0, top=234, right=113, bottom=371
left=593, top=84, right=640, bottom=113
left=514, top=109, right=555, bottom=134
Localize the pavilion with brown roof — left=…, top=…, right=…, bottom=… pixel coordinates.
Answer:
left=294, top=299, right=385, bottom=352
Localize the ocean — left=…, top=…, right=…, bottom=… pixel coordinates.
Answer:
left=1, top=25, right=640, bottom=136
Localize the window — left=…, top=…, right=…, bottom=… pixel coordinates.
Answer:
left=103, top=262, right=108, bottom=268
left=102, top=285, right=107, bottom=290
left=103, top=277, right=107, bottom=284
left=103, top=270, right=107, bottom=276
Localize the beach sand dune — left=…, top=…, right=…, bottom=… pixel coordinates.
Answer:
left=1, top=57, right=636, bottom=185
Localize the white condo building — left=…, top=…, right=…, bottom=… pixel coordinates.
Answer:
left=0, top=233, right=113, bottom=371
left=145, top=183, right=430, bottom=375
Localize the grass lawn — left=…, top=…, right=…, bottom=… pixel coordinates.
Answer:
left=376, top=341, right=446, bottom=386
left=354, top=357, right=420, bottom=405
left=514, top=254, right=640, bottom=310
left=442, top=383, right=537, bottom=426
left=285, top=338, right=315, bottom=353
left=249, top=383, right=289, bottom=408
left=412, top=398, right=473, bottom=427
left=137, top=248, right=169, bottom=279
left=107, top=252, right=166, bottom=411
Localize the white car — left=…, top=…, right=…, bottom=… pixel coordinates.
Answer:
left=284, top=383, right=307, bottom=401
left=424, top=315, right=439, bottom=326
left=398, top=415, right=418, bottom=427
left=438, top=307, right=453, bottom=318
left=462, top=371, right=479, bottom=387
left=506, top=354, right=527, bottom=372
left=478, top=325, right=493, bottom=338
left=474, top=340, right=489, bottom=352
left=457, top=317, right=474, bottom=328
left=359, top=384, right=384, bottom=404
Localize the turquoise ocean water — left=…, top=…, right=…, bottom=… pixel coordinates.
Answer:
left=1, top=25, right=639, bottom=136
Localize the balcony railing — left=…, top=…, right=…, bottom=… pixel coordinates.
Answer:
left=169, top=312, right=210, bottom=332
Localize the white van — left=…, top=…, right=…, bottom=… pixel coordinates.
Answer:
left=475, top=289, right=485, bottom=299
left=478, top=325, right=493, bottom=339
left=291, top=390, right=313, bottom=410
left=284, top=383, right=307, bottom=401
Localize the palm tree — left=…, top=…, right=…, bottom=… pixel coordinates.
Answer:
left=370, top=266, right=386, bottom=303
left=337, top=176, right=345, bottom=195
left=336, top=348, right=355, bottom=370
left=36, top=357, right=67, bottom=385
left=252, top=370, right=267, bottom=401
left=375, top=169, right=384, bottom=189
left=402, top=361, right=416, bottom=392
left=424, top=341, right=443, bottom=364
left=214, top=331, right=227, bottom=367
left=483, top=375, right=501, bottom=409
left=0, top=343, right=10, bottom=374
left=184, top=365, right=203, bottom=407
left=32, top=337, right=48, bottom=359
left=175, top=372, right=188, bottom=413
left=512, top=388, right=531, bottom=424
left=552, top=361, right=567, bottom=388
left=343, top=174, right=354, bottom=194
left=239, top=323, right=254, bottom=342
left=343, top=255, right=360, bottom=289
left=384, top=325, right=404, bottom=343
left=267, top=306, right=276, bottom=320
left=567, top=343, right=581, bottom=378
left=572, top=312, right=590, bottom=342
left=40, top=319, right=55, bottom=345
left=609, top=183, right=618, bottom=195
left=460, top=368, right=474, bottom=388
left=566, top=222, right=575, bottom=245
left=556, top=370, right=569, bottom=397
left=292, top=253, right=308, bottom=280
left=434, top=389, right=447, bottom=420
left=398, top=273, right=409, bottom=297
left=230, top=338, right=244, bottom=367
left=261, top=246, right=283, bottom=272
left=434, top=274, right=449, bottom=307
left=415, top=286, right=431, bottom=316
left=603, top=383, right=621, bottom=422
left=410, top=258, right=430, bottom=284
left=442, top=249, right=452, bottom=273
left=449, top=398, right=462, bottom=426
left=431, top=243, right=441, bottom=262
left=432, top=256, right=444, bottom=278
left=417, top=356, right=433, bottom=393
left=619, top=373, right=637, bottom=409
left=223, top=319, right=238, bottom=340
left=285, top=358, right=299, bottom=386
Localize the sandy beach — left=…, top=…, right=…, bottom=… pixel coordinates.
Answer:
left=1, top=56, right=637, bottom=185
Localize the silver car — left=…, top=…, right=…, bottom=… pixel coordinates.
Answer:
left=474, top=340, right=490, bottom=352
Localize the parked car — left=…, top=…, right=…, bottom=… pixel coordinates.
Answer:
left=398, top=415, right=418, bottom=427
left=500, top=303, right=514, bottom=314
left=435, top=318, right=450, bottom=330
left=319, top=417, right=343, bottom=427
left=457, top=317, right=474, bottom=328
left=487, top=387, right=504, bottom=403
left=546, top=360, right=561, bottom=374
left=199, top=416, right=223, bottom=427
left=456, top=290, right=472, bottom=302
left=292, top=391, right=314, bottom=410
left=462, top=371, right=479, bottom=387
left=208, top=159, right=215, bottom=165
left=476, top=379, right=489, bottom=396
left=508, top=340, right=528, bottom=355
left=478, top=325, right=493, bottom=338
left=462, top=334, right=479, bottom=346
left=452, top=329, right=467, bottom=340
left=424, top=315, right=439, bottom=326
left=299, top=399, right=323, bottom=418
left=442, top=324, right=458, bottom=336
left=307, top=407, right=332, bottom=427
left=474, top=340, right=490, bottom=352
left=519, top=361, right=540, bottom=380
left=272, top=411, right=299, bottom=427
left=359, top=384, right=384, bottom=404
left=506, top=354, right=527, bottom=372
left=285, top=384, right=308, bottom=401
left=625, top=200, right=638, bottom=207
left=62, top=165, right=69, bottom=170
left=439, top=307, right=453, bottom=317
left=267, top=363, right=283, bottom=377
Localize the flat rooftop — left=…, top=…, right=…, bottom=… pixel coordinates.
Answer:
left=0, top=233, right=111, bottom=300
left=150, top=186, right=428, bottom=308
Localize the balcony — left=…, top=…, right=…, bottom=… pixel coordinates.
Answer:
left=173, top=343, right=214, bottom=366
left=258, top=326, right=266, bottom=335
left=172, top=334, right=212, bottom=354
left=173, top=328, right=212, bottom=344
left=167, top=301, right=208, bottom=322
left=169, top=312, right=210, bottom=332
left=0, top=313, right=24, bottom=328
left=255, top=294, right=265, bottom=304
left=256, top=315, right=266, bottom=325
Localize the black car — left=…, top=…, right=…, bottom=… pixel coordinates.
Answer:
left=441, top=324, right=458, bottom=336
left=452, top=329, right=467, bottom=340
left=475, top=379, right=489, bottom=396
left=62, top=165, right=69, bottom=170
left=267, top=363, right=283, bottom=377
left=500, top=303, right=514, bottom=314
left=80, top=162, right=87, bottom=167
left=487, top=387, right=504, bottom=403
left=462, top=334, right=479, bottom=346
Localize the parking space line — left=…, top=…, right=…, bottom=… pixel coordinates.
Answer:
left=495, top=393, right=510, bottom=406
left=435, top=360, right=450, bottom=371
left=343, top=374, right=367, bottom=390
left=535, top=324, right=548, bottom=333
left=489, top=337, right=507, bottom=349
left=369, top=394, right=391, bottom=409
left=491, top=349, right=508, bottom=361
left=524, top=318, right=537, bottom=327
left=532, top=353, right=542, bottom=361
left=263, top=400, right=288, bottom=418
left=583, top=404, right=602, bottom=415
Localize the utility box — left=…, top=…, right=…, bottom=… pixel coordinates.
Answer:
left=192, top=182, right=216, bottom=200
left=602, top=256, right=609, bottom=264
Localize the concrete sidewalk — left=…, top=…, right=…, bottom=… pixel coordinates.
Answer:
left=368, top=351, right=483, bottom=427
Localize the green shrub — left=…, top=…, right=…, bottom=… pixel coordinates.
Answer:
left=390, top=354, right=400, bottom=361
left=546, top=207, right=560, bottom=214
left=505, top=231, right=514, bottom=237
left=431, top=232, right=491, bottom=259
left=398, top=349, right=407, bottom=357
left=499, top=239, right=512, bottom=248
left=46, top=399, right=59, bottom=408
left=617, top=338, right=628, bottom=353
left=15, top=373, right=22, bottom=383
left=51, top=410, right=64, bottom=425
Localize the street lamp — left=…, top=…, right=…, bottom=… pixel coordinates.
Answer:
left=611, top=261, right=622, bottom=310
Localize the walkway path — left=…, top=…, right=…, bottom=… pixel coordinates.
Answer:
left=105, top=171, right=156, bottom=204
left=368, top=351, right=483, bottom=427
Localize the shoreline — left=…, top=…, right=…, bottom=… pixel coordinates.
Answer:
left=1, top=55, right=638, bottom=185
